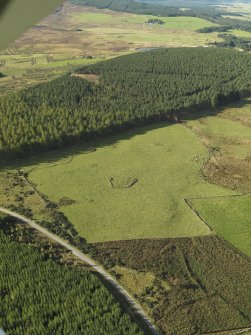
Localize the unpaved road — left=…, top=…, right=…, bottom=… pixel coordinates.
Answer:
left=0, top=207, right=161, bottom=335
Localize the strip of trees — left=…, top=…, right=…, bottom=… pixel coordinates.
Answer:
left=0, top=48, right=250, bottom=161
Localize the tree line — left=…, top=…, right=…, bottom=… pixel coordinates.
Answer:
left=0, top=48, right=250, bottom=161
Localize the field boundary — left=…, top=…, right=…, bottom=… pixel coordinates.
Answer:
left=184, top=198, right=213, bottom=232
left=184, top=196, right=251, bottom=263
left=201, top=325, right=251, bottom=334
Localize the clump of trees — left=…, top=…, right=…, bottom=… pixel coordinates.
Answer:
left=212, top=34, right=251, bottom=51
left=0, top=48, right=250, bottom=161
left=0, top=222, right=142, bottom=335
left=197, top=26, right=230, bottom=33
left=146, top=18, right=164, bottom=25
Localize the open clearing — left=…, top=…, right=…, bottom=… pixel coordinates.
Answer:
left=25, top=123, right=234, bottom=243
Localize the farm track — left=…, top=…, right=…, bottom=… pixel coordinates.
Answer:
left=0, top=207, right=161, bottom=335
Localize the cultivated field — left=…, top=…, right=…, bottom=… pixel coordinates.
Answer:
left=25, top=123, right=234, bottom=243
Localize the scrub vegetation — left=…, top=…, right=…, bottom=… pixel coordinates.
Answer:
left=93, top=236, right=251, bottom=335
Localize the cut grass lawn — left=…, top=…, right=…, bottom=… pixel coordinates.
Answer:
left=190, top=195, right=251, bottom=257
left=24, top=123, right=234, bottom=243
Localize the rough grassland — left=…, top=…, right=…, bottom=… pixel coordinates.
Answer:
left=186, top=98, right=251, bottom=257
left=26, top=123, right=234, bottom=243
left=93, top=236, right=251, bottom=335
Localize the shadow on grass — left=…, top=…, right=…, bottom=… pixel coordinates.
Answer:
left=1, top=97, right=251, bottom=171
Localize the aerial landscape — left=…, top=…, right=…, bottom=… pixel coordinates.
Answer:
left=0, top=0, right=251, bottom=334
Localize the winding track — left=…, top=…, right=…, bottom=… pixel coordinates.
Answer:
left=0, top=206, right=161, bottom=335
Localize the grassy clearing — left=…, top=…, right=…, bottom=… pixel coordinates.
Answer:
left=112, top=266, right=156, bottom=295
left=229, top=29, right=251, bottom=38
left=22, top=123, right=234, bottom=243
left=75, top=11, right=216, bottom=31
left=190, top=195, right=251, bottom=257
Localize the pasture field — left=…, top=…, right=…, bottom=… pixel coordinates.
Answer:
left=75, top=10, right=216, bottom=30
left=25, top=123, right=234, bottom=243
left=228, top=29, right=251, bottom=38
left=190, top=195, right=251, bottom=257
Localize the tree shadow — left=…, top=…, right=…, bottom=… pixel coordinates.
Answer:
left=1, top=97, right=251, bottom=171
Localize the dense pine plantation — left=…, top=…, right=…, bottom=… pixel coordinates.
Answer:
left=0, top=226, right=142, bottom=335
left=0, top=48, right=251, bottom=160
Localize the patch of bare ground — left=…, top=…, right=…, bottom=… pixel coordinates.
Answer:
left=71, top=72, right=100, bottom=83
left=203, top=157, right=251, bottom=193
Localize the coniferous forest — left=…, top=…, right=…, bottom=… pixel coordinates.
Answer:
left=0, top=48, right=251, bottom=161
left=0, top=221, right=142, bottom=335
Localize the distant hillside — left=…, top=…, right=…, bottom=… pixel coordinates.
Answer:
left=71, top=0, right=225, bottom=19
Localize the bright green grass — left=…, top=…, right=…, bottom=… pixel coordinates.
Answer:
left=190, top=196, right=251, bottom=257
left=229, top=29, right=251, bottom=38
left=26, top=123, right=234, bottom=243
left=76, top=11, right=215, bottom=31
left=87, top=27, right=221, bottom=46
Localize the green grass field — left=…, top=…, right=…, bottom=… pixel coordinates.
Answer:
left=25, top=123, right=234, bottom=243
left=76, top=11, right=216, bottom=31
left=190, top=196, right=251, bottom=257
